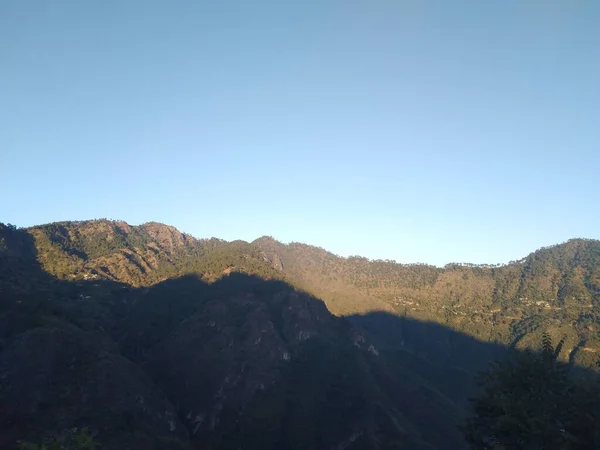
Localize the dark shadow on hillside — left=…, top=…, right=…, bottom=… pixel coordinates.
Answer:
left=2, top=224, right=600, bottom=449
left=0, top=224, right=54, bottom=291
left=347, top=312, right=509, bottom=406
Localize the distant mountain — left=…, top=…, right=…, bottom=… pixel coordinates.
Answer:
left=1, top=219, right=599, bottom=449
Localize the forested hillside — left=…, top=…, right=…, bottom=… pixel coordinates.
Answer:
left=2, top=219, right=600, bottom=449
left=10, top=220, right=600, bottom=368
left=254, top=236, right=600, bottom=367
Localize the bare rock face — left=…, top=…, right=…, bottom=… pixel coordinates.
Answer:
left=139, top=222, right=190, bottom=252
left=0, top=327, right=192, bottom=450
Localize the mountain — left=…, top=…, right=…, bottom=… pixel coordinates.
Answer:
left=24, top=219, right=600, bottom=364
left=1, top=219, right=599, bottom=449
left=253, top=235, right=600, bottom=366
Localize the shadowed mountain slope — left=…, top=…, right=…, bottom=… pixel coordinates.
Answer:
left=0, top=223, right=472, bottom=449
left=2, top=220, right=600, bottom=449
left=8, top=220, right=600, bottom=368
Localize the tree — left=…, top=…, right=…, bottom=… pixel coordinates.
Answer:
left=18, top=428, right=99, bottom=450
left=463, top=334, right=575, bottom=449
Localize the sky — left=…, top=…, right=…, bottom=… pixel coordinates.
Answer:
left=1, top=1, right=599, bottom=266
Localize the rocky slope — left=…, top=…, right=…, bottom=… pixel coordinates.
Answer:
left=0, top=222, right=470, bottom=449
left=1, top=219, right=599, bottom=449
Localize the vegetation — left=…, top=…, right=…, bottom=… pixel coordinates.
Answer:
left=254, top=235, right=600, bottom=358
left=463, top=334, right=600, bottom=449
left=19, top=428, right=98, bottom=450
left=2, top=219, right=600, bottom=449
left=26, top=221, right=284, bottom=286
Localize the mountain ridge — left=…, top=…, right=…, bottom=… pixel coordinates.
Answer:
left=2, top=219, right=600, bottom=448
left=0, top=223, right=475, bottom=449
left=5, top=219, right=600, bottom=365
left=16, top=218, right=595, bottom=267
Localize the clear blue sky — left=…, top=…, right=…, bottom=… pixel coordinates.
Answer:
left=2, top=1, right=599, bottom=266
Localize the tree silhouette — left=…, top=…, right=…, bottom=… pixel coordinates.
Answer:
left=463, top=334, right=575, bottom=449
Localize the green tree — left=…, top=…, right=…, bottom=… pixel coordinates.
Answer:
left=463, top=334, right=574, bottom=449
left=19, top=428, right=99, bottom=450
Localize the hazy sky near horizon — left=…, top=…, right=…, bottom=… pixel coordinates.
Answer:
left=2, top=1, right=599, bottom=266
